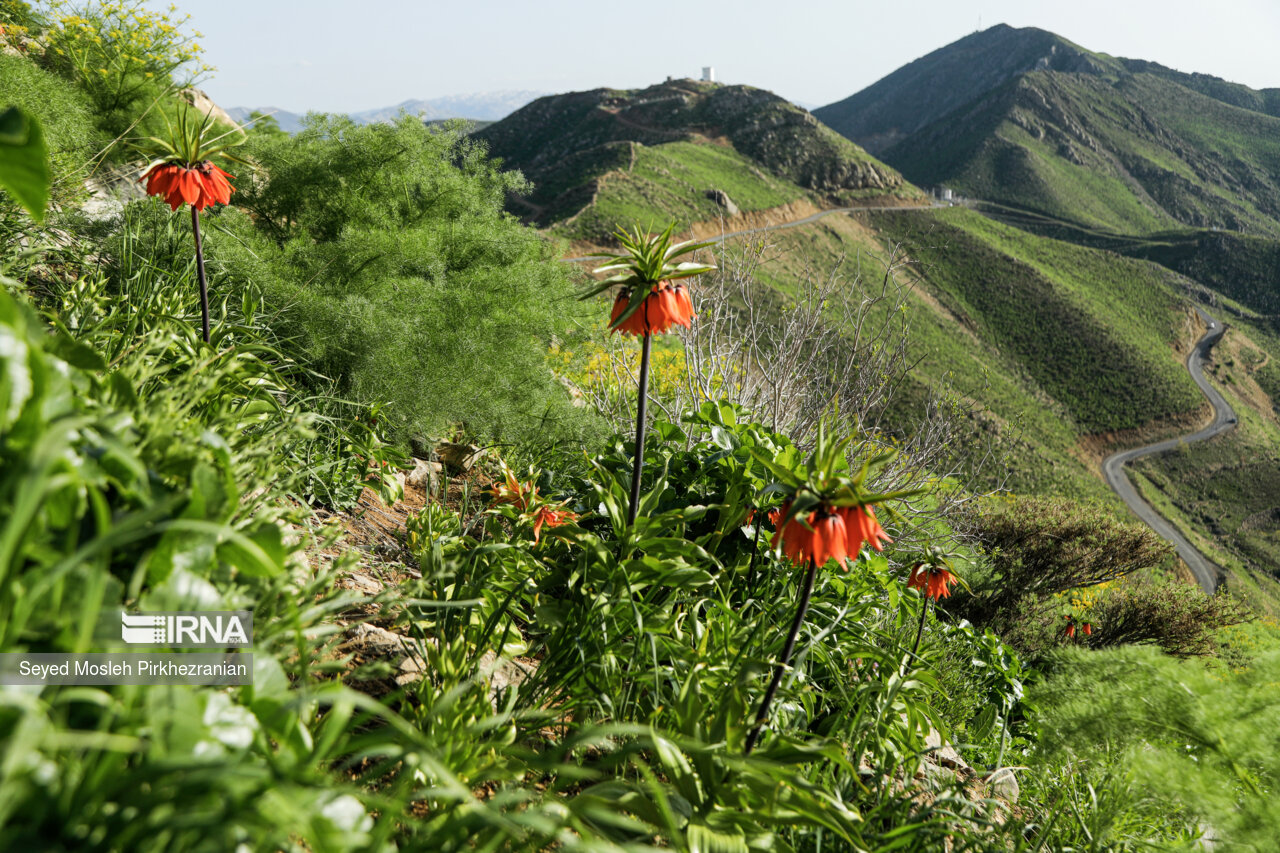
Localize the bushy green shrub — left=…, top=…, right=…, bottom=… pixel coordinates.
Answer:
left=202, top=114, right=601, bottom=449
left=954, top=495, right=1254, bottom=660
left=0, top=52, right=94, bottom=200
left=1034, top=645, right=1280, bottom=850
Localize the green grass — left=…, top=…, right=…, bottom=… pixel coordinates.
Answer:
left=553, top=140, right=805, bottom=241
left=714, top=205, right=1209, bottom=499
left=877, top=208, right=1201, bottom=433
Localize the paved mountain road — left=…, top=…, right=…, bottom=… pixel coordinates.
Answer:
left=1101, top=308, right=1235, bottom=593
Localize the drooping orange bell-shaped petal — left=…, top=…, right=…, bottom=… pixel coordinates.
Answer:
left=196, top=160, right=235, bottom=207
left=908, top=563, right=955, bottom=599
left=927, top=567, right=957, bottom=599
left=610, top=282, right=695, bottom=336
left=810, top=512, right=850, bottom=568
left=772, top=502, right=816, bottom=565
left=610, top=289, right=651, bottom=335
left=842, top=504, right=891, bottom=553
left=531, top=505, right=575, bottom=543
left=671, top=282, right=695, bottom=324
left=175, top=168, right=202, bottom=208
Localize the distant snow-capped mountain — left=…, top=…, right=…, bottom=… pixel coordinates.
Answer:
left=227, top=90, right=547, bottom=133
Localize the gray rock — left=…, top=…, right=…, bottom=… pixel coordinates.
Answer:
left=406, top=458, right=443, bottom=493
left=409, top=435, right=439, bottom=460
left=925, top=728, right=973, bottom=775
left=704, top=188, right=740, bottom=216
left=984, top=767, right=1020, bottom=803
left=82, top=160, right=149, bottom=221
left=436, top=442, right=484, bottom=473
left=179, top=87, right=238, bottom=129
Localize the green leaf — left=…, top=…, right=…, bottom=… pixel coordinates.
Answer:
left=0, top=107, right=50, bottom=222
left=45, top=333, right=107, bottom=372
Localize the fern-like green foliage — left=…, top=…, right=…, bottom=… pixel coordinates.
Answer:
left=191, top=114, right=603, bottom=447
left=0, top=54, right=93, bottom=203
left=1033, top=645, right=1280, bottom=849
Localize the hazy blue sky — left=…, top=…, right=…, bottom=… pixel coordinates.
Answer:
left=181, top=0, right=1280, bottom=113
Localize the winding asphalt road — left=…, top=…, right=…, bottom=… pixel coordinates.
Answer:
left=1101, top=308, right=1235, bottom=593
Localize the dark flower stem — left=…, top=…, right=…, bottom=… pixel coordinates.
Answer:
left=745, top=556, right=818, bottom=755
left=191, top=205, right=210, bottom=344
left=911, top=598, right=929, bottom=658
left=627, top=332, right=652, bottom=526
left=745, top=517, right=764, bottom=598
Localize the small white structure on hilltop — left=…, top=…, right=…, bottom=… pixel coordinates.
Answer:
left=702, top=66, right=715, bottom=82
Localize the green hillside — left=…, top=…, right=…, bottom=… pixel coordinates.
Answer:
left=815, top=24, right=1280, bottom=591
left=819, top=26, right=1280, bottom=239
left=678, top=204, right=1205, bottom=499
left=474, top=80, right=916, bottom=241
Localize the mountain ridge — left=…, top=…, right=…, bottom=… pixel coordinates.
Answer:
left=474, top=79, right=915, bottom=239
left=817, top=25, right=1280, bottom=237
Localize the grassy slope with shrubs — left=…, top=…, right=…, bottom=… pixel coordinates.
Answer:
left=556, top=140, right=808, bottom=241
left=879, top=208, right=1201, bottom=433
left=736, top=205, right=1203, bottom=499
left=4, top=3, right=1280, bottom=849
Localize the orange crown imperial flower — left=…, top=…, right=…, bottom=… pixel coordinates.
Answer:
left=530, top=505, right=575, bottom=544
left=772, top=501, right=892, bottom=569
left=142, top=160, right=235, bottom=211
left=580, top=222, right=715, bottom=335
left=609, top=281, right=695, bottom=336
left=907, top=562, right=958, bottom=600
left=491, top=468, right=535, bottom=511
left=756, top=423, right=913, bottom=572
left=490, top=464, right=576, bottom=544
left=136, top=107, right=247, bottom=213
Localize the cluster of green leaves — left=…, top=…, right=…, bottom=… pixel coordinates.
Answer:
left=200, top=114, right=602, bottom=450
left=0, top=273, right=413, bottom=849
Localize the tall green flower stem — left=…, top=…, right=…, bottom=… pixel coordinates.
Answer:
left=745, top=556, right=818, bottom=755
left=136, top=108, right=247, bottom=345
left=191, top=205, right=210, bottom=344
left=627, top=332, right=652, bottom=525
left=579, top=223, right=715, bottom=527
left=911, top=598, right=929, bottom=657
